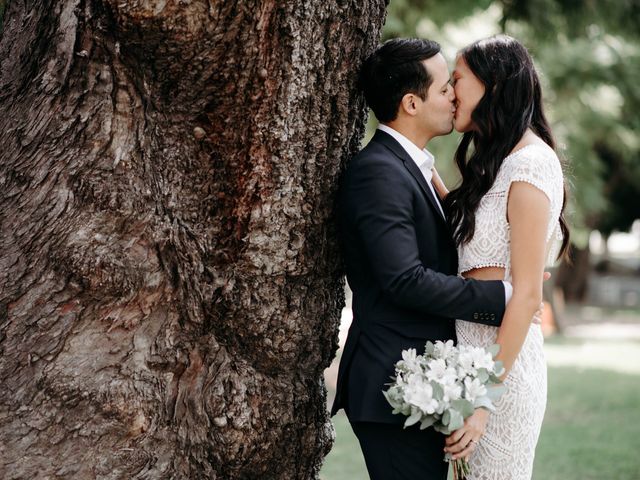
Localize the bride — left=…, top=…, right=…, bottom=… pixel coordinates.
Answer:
left=432, top=35, right=570, bottom=479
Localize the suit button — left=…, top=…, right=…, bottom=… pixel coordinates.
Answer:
left=491, top=314, right=496, bottom=320
left=473, top=313, right=478, bottom=320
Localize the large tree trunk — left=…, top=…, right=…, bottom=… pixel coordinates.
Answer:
left=0, top=1, right=386, bottom=478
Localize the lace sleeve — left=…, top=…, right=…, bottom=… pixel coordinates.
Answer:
left=505, top=145, right=562, bottom=203
left=504, top=144, right=564, bottom=247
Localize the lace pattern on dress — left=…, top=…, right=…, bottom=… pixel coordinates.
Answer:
left=457, top=143, right=564, bottom=275
left=455, top=143, right=564, bottom=480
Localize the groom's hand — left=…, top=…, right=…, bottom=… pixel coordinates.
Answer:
left=532, top=271, right=552, bottom=325
left=444, top=408, right=489, bottom=460
left=532, top=302, right=544, bottom=325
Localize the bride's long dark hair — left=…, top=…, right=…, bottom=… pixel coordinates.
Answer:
left=444, top=35, right=570, bottom=259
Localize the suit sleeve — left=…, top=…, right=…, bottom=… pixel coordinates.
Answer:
left=347, top=158, right=505, bottom=326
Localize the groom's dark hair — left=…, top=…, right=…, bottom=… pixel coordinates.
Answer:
left=358, top=38, right=441, bottom=123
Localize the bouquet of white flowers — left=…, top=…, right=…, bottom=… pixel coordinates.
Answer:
left=383, top=340, right=505, bottom=480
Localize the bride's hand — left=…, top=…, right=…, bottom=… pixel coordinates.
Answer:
left=431, top=167, right=449, bottom=200
left=444, top=408, right=489, bottom=460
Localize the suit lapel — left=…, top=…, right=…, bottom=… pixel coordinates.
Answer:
left=373, top=130, right=447, bottom=224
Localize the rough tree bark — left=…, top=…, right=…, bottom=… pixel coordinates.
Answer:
left=0, top=1, right=386, bottom=478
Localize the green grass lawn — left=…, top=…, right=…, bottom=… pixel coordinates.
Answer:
left=321, top=363, right=640, bottom=480
left=533, top=367, right=639, bottom=480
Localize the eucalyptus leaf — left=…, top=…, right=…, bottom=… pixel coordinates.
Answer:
left=473, top=396, right=496, bottom=412
left=487, top=384, right=506, bottom=401
left=448, top=409, right=464, bottom=431
left=434, top=423, right=453, bottom=435
left=424, top=341, right=435, bottom=356
left=420, top=416, right=436, bottom=430
left=452, top=399, right=475, bottom=418
left=404, top=410, right=422, bottom=428
left=442, top=409, right=451, bottom=426
left=432, top=382, right=444, bottom=401
left=487, top=344, right=500, bottom=357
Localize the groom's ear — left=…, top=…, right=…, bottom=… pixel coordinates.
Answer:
left=400, top=93, right=418, bottom=117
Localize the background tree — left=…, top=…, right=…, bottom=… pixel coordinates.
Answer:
left=0, top=1, right=386, bottom=478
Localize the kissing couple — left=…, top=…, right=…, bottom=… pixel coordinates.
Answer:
left=331, top=35, right=569, bottom=480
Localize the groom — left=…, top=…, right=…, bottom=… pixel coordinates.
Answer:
left=330, top=38, right=511, bottom=479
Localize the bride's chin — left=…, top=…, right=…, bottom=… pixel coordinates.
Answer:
left=453, top=119, right=469, bottom=133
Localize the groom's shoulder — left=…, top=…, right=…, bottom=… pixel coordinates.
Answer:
left=340, top=141, right=409, bottom=203
left=348, top=136, right=401, bottom=172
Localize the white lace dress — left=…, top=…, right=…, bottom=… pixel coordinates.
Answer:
left=455, top=143, right=564, bottom=480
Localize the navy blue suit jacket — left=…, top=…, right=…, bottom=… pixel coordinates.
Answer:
left=331, top=130, right=506, bottom=424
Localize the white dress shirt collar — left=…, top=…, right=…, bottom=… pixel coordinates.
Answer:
left=377, top=124, right=435, bottom=174
left=377, top=124, right=444, bottom=218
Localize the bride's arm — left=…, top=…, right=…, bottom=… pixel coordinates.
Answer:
left=431, top=167, right=449, bottom=199
left=494, top=181, right=550, bottom=378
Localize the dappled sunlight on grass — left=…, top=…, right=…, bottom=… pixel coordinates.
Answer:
left=544, top=335, right=640, bottom=375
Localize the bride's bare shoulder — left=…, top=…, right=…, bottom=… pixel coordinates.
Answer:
left=509, top=132, right=551, bottom=157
